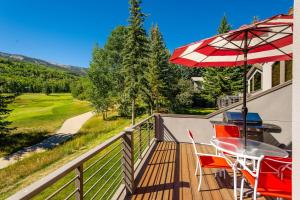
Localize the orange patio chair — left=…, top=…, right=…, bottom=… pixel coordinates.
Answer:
left=240, top=156, right=292, bottom=200
left=187, top=129, right=238, bottom=199
left=214, top=124, right=241, bottom=138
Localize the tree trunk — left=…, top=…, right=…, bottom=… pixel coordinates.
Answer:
left=131, top=99, right=135, bottom=125
left=102, top=112, right=106, bottom=120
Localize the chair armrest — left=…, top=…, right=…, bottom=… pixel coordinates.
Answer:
left=196, top=142, right=213, bottom=146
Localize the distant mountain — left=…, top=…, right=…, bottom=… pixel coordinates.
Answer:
left=0, top=51, right=87, bottom=76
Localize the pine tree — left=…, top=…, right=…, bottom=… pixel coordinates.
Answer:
left=104, top=26, right=128, bottom=95
left=122, top=0, right=149, bottom=125
left=143, top=24, right=174, bottom=113
left=202, top=15, right=243, bottom=106
left=0, top=81, right=14, bottom=135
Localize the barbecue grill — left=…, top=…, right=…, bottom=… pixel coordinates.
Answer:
left=224, top=112, right=262, bottom=126
left=210, top=111, right=281, bottom=142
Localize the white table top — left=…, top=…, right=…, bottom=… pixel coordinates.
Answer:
left=211, top=137, right=289, bottom=159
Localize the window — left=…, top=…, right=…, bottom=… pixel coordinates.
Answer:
left=272, top=61, right=280, bottom=87
left=249, top=70, right=262, bottom=93
left=253, top=72, right=262, bottom=91
left=285, top=60, right=293, bottom=81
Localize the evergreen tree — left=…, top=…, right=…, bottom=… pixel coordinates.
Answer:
left=144, top=24, right=174, bottom=113
left=0, top=81, right=14, bottom=135
left=202, top=15, right=243, bottom=106
left=104, top=26, right=128, bottom=95
left=218, top=15, right=232, bottom=34
left=122, top=0, right=149, bottom=125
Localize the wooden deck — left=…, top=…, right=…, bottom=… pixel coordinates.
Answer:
left=131, top=142, right=267, bottom=200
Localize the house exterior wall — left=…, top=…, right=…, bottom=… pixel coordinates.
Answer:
left=293, top=1, right=300, bottom=198
left=158, top=82, right=292, bottom=145
left=262, top=62, right=272, bottom=91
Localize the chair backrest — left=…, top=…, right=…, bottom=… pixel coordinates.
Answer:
left=214, top=124, right=241, bottom=138
left=257, top=156, right=292, bottom=193
left=187, top=129, right=198, bottom=155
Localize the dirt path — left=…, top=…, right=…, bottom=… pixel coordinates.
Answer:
left=0, top=111, right=94, bottom=169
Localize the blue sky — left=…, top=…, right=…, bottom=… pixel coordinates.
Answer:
left=0, top=0, right=293, bottom=67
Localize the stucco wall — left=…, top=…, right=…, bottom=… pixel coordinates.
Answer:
left=158, top=82, right=292, bottom=145
left=262, top=62, right=272, bottom=91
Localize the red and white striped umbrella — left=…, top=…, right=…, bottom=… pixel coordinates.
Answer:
left=169, top=14, right=293, bottom=146
left=170, top=14, right=293, bottom=67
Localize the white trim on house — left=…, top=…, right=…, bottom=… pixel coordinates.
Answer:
left=247, top=61, right=292, bottom=94
left=292, top=1, right=300, bottom=199
left=247, top=68, right=263, bottom=93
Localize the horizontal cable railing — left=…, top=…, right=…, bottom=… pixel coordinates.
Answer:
left=8, top=114, right=156, bottom=200
left=131, top=115, right=156, bottom=167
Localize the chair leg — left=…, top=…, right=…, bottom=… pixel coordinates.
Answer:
left=253, top=187, right=257, bottom=200
left=198, top=168, right=203, bottom=191
left=240, top=178, right=245, bottom=200
left=233, top=168, right=237, bottom=200
left=195, top=161, right=199, bottom=176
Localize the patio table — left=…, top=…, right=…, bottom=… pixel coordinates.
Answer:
left=210, top=137, right=289, bottom=159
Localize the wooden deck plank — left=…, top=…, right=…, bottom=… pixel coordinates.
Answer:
left=147, top=141, right=166, bottom=200
left=186, top=142, right=203, bottom=200
left=180, top=143, right=193, bottom=200
left=162, top=142, right=175, bottom=200
left=154, top=142, right=171, bottom=199
left=131, top=142, right=246, bottom=200
left=133, top=142, right=164, bottom=200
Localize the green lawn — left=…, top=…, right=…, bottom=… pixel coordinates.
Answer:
left=0, top=93, right=92, bottom=157
left=0, top=113, right=147, bottom=199
left=176, top=107, right=217, bottom=115
left=8, top=93, right=92, bottom=131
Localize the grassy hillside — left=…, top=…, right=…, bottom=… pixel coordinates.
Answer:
left=0, top=113, right=146, bottom=199
left=0, top=93, right=92, bottom=157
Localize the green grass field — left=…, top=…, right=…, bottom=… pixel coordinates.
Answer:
left=0, top=93, right=92, bottom=157
left=0, top=112, right=147, bottom=199
left=8, top=93, right=92, bottom=131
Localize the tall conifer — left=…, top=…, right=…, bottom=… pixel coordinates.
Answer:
left=144, top=25, right=174, bottom=113
left=0, top=81, right=14, bottom=135
left=122, top=0, right=149, bottom=124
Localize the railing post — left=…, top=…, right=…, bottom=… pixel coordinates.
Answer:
left=122, top=129, right=135, bottom=195
left=154, top=114, right=161, bottom=141
left=75, top=164, right=83, bottom=200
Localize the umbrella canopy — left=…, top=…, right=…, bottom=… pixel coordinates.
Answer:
left=170, top=14, right=293, bottom=146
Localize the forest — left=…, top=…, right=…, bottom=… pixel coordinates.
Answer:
left=0, top=58, right=80, bottom=94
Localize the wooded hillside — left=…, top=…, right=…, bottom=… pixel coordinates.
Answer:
left=0, top=58, right=81, bottom=93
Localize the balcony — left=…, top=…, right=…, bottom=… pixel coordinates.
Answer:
left=10, top=110, right=287, bottom=200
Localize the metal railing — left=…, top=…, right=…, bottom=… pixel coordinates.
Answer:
left=8, top=115, right=156, bottom=200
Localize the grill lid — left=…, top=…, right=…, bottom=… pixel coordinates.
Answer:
left=224, top=112, right=262, bottom=125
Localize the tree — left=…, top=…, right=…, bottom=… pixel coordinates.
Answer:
left=87, top=26, right=129, bottom=117
left=202, top=15, right=243, bottom=106
left=143, top=24, right=173, bottom=113
left=122, top=0, right=149, bottom=125
left=43, top=83, right=51, bottom=95
left=89, top=46, right=114, bottom=120
left=173, top=79, right=194, bottom=111
left=70, top=77, right=91, bottom=100
left=0, top=81, right=14, bottom=135
left=104, top=26, right=128, bottom=95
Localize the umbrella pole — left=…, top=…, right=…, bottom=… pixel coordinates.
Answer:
left=242, top=51, right=248, bottom=147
